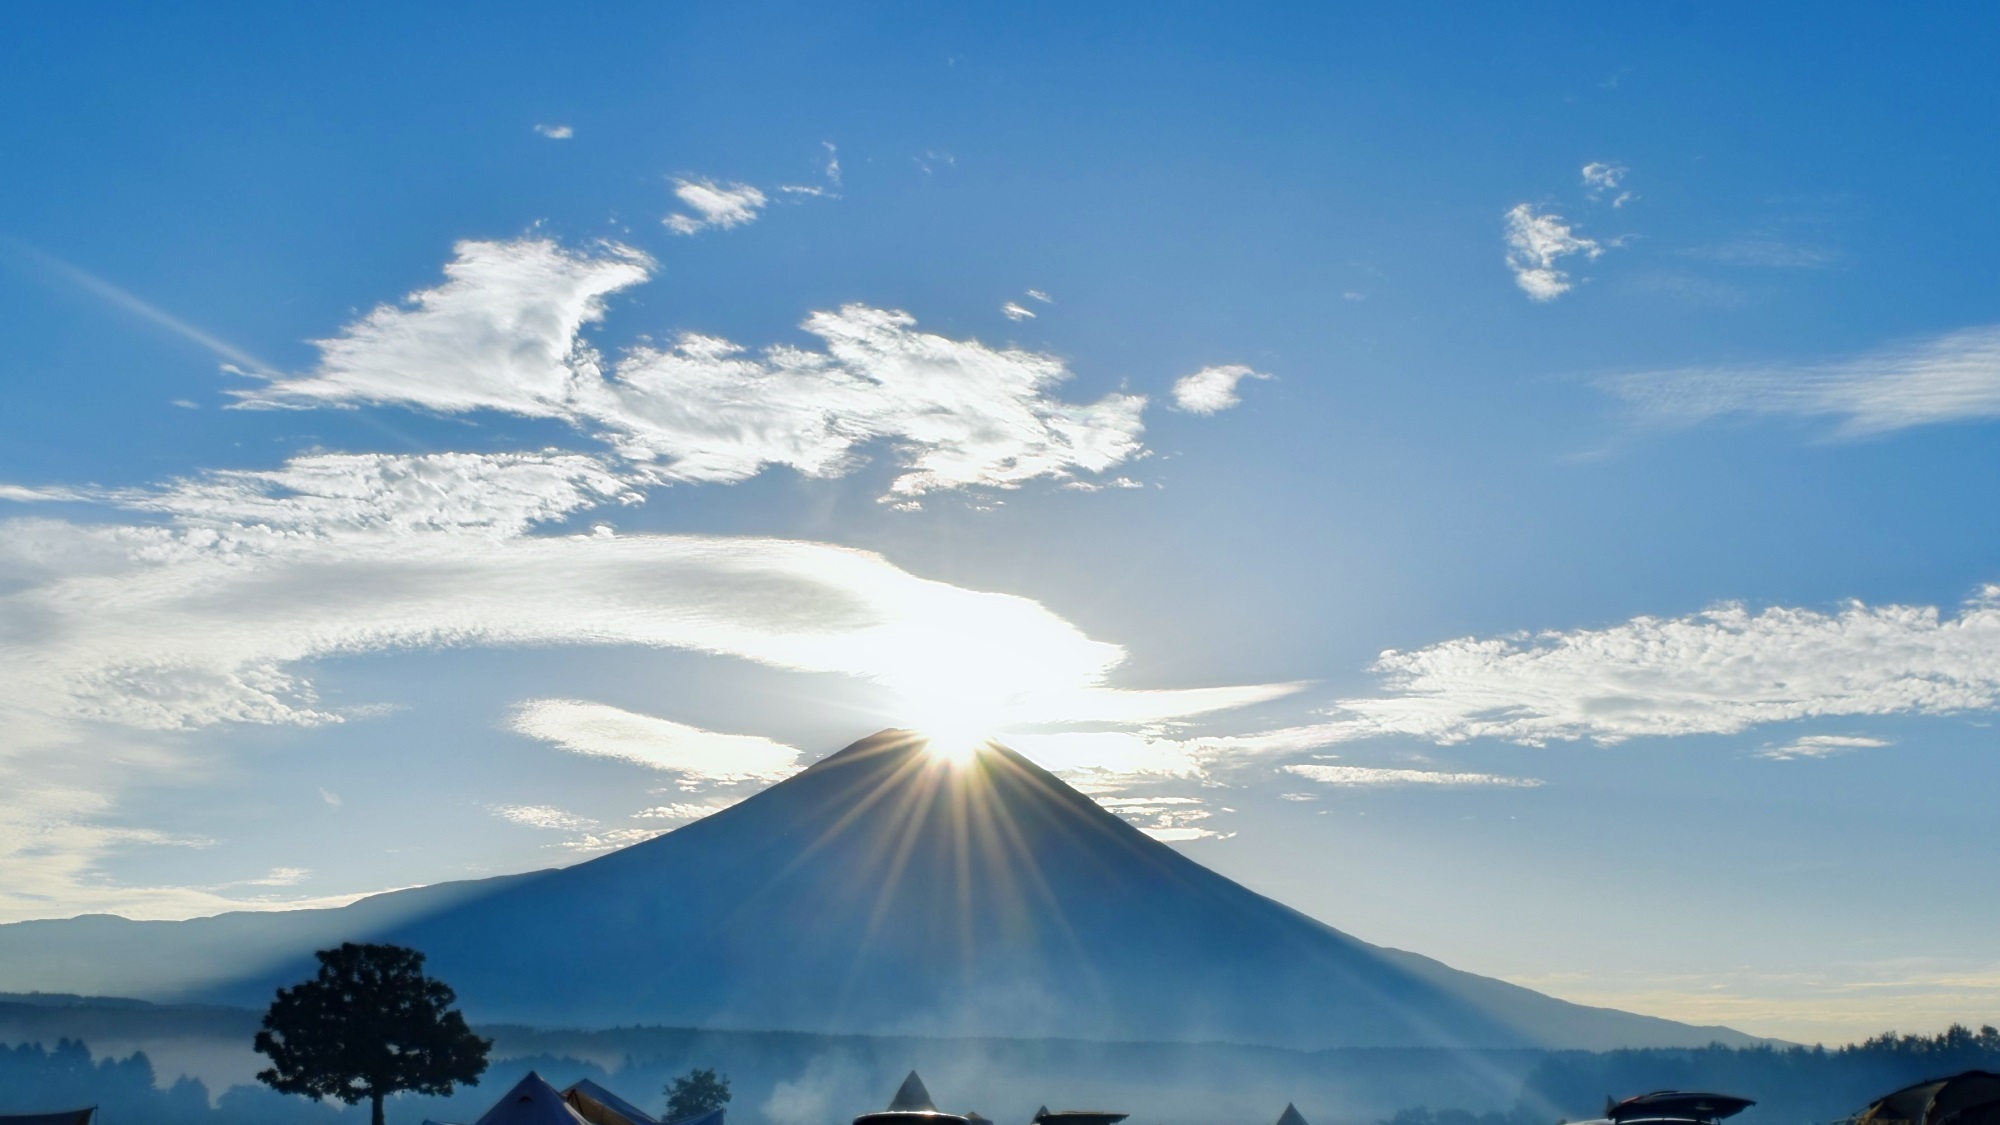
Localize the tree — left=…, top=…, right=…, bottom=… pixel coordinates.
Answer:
left=254, top=942, right=490, bottom=1125
left=664, top=1068, right=732, bottom=1123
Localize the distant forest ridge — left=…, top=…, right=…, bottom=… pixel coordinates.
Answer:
left=0, top=1010, right=1995, bottom=1125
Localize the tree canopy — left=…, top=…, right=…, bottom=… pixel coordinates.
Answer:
left=254, top=942, right=491, bottom=1125
left=664, top=1068, right=732, bottom=1123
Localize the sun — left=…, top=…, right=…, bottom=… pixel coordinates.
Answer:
left=911, top=720, right=995, bottom=767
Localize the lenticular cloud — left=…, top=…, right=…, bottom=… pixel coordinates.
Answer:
left=238, top=238, right=1149, bottom=502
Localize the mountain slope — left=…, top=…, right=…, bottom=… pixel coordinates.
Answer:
left=0, top=731, right=1754, bottom=1050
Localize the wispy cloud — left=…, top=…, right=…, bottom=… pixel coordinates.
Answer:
left=1171, top=364, right=1271, bottom=415
left=7, top=241, right=277, bottom=375
left=664, top=178, right=768, bottom=234
left=1295, top=587, right=2000, bottom=746
left=1504, top=204, right=1601, bottom=301
left=1001, top=301, right=1036, bottom=321
left=533, top=124, right=573, bottom=140
left=491, top=804, right=598, bottom=831
left=1601, top=324, right=2000, bottom=436
left=510, top=699, right=800, bottom=782
left=1681, top=238, right=1836, bottom=269
left=1758, top=734, right=1890, bottom=760
left=238, top=238, right=1157, bottom=503
left=1284, top=764, right=1543, bottom=788
left=1581, top=162, right=1634, bottom=207
left=0, top=445, right=1290, bottom=918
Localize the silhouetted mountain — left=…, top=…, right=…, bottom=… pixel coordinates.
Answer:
left=0, top=732, right=1758, bottom=1050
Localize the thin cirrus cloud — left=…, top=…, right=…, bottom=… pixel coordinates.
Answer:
left=1504, top=203, right=1602, bottom=301
left=1171, top=364, right=1271, bottom=415
left=533, top=124, right=574, bottom=140
left=1286, top=588, right=2000, bottom=747
left=509, top=699, right=801, bottom=782
left=664, top=178, right=769, bottom=234
left=1757, top=735, right=1891, bottom=761
left=1600, top=324, right=2000, bottom=437
left=1283, top=764, right=1544, bottom=788
left=0, top=446, right=1291, bottom=919
left=237, top=238, right=1154, bottom=505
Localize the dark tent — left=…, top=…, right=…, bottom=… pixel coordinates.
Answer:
left=1275, top=1104, right=1310, bottom=1125
left=0, top=1112, right=94, bottom=1125
left=1608, top=1092, right=1755, bottom=1124
left=1854, top=1071, right=2000, bottom=1125
left=853, top=1072, right=967, bottom=1125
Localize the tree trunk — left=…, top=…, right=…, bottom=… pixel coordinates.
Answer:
left=373, top=1090, right=386, bottom=1125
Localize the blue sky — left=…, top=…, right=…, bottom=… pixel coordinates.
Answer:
left=5, top=2, right=2000, bottom=1042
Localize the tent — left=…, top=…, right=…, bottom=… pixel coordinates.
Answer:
left=564, top=1079, right=661, bottom=1125
left=0, top=1112, right=94, bottom=1125
left=466, top=1072, right=594, bottom=1125
left=1275, top=1104, right=1311, bottom=1125
left=1853, top=1072, right=2000, bottom=1125
left=1607, top=1092, right=1755, bottom=1124
left=852, top=1071, right=968, bottom=1125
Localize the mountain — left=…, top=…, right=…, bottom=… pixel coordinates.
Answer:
left=0, top=731, right=1756, bottom=1050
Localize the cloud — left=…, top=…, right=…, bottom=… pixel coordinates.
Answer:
left=534, top=124, right=573, bottom=140
left=1602, top=325, right=2000, bottom=437
left=1093, top=796, right=1226, bottom=841
left=237, top=239, right=1153, bottom=503
left=1025, top=290, right=1052, bottom=304
left=241, top=238, right=652, bottom=416
left=1504, top=204, right=1602, bottom=301
left=1758, top=735, right=1890, bottom=761
left=510, top=699, right=800, bottom=782
left=491, top=804, right=598, bottom=831
left=10, top=241, right=278, bottom=375
left=1581, top=162, right=1634, bottom=207
left=635, top=800, right=739, bottom=821
left=1299, top=588, right=2000, bottom=746
left=1283, top=764, right=1543, bottom=788
left=1171, top=364, right=1271, bottom=414
left=1, top=484, right=84, bottom=503
left=1001, top=302, right=1036, bottom=321
left=0, top=447, right=1290, bottom=918
left=664, top=178, right=768, bottom=234
left=1682, top=238, right=1836, bottom=269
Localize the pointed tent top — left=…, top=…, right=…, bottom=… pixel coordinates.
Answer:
left=890, top=1072, right=938, bottom=1113
left=472, top=1072, right=593, bottom=1125
left=1276, top=1105, right=1310, bottom=1125
left=563, top=1079, right=661, bottom=1125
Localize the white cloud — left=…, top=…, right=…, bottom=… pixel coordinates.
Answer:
left=1171, top=364, right=1271, bottom=414
left=241, top=238, right=652, bottom=416
left=1758, top=735, right=1890, bottom=761
left=563, top=827, right=670, bottom=852
left=1581, top=162, right=1634, bottom=207
left=1504, top=204, right=1602, bottom=301
left=510, top=699, right=800, bottom=782
left=1283, top=764, right=1543, bottom=788
left=1025, top=290, right=1052, bottom=304
left=0, top=446, right=1289, bottom=918
left=1600, top=324, right=2000, bottom=436
left=1, top=484, right=84, bottom=503
left=1001, top=302, right=1036, bottom=321
left=635, top=800, right=739, bottom=821
left=664, top=178, right=768, bottom=234
left=238, top=239, right=1152, bottom=502
left=534, top=124, right=574, bottom=140
left=1300, top=588, right=2000, bottom=746
left=1091, top=796, right=1225, bottom=841
left=491, top=804, right=598, bottom=831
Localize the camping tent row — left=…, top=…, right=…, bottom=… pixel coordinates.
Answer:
left=426, top=1071, right=1305, bottom=1125
left=423, top=1074, right=718, bottom=1125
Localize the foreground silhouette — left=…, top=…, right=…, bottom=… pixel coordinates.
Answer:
left=255, top=943, right=490, bottom=1125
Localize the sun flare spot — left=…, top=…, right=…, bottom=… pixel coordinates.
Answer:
left=913, top=723, right=994, bottom=767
